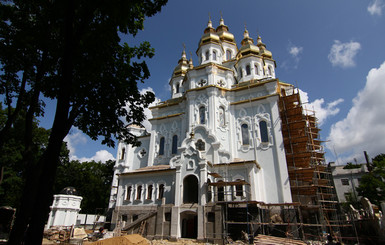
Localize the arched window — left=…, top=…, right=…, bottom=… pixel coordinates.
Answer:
left=235, top=179, right=243, bottom=196
left=205, top=50, right=209, bottom=61
left=175, top=83, right=180, bottom=93
left=219, top=106, right=225, bottom=126
left=172, top=135, right=178, bottom=154
left=240, top=69, right=243, bottom=78
left=241, top=124, right=249, bottom=145
left=159, top=137, right=165, bottom=155
left=268, top=66, right=273, bottom=76
left=136, top=185, right=142, bottom=200
left=120, top=147, right=125, bottom=160
left=199, top=106, right=205, bottom=124
left=125, top=186, right=132, bottom=201
left=147, top=185, right=153, bottom=200
left=158, top=184, right=164, bottom=199
left=246, top=65, right=251, bottom=75
left=259, top=121, right=269, bottom=143
left=255, top=64, right=260, bottom=75
left=213, top=50, right=217, bottom=60
left=226, top=50, right=232, bottom=60
left=196, top=139, right=205, bottom=151
left=183, top=175, right=198, bottom=203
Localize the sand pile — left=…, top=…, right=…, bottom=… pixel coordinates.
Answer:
left=89, top=234, right=149, bottom=245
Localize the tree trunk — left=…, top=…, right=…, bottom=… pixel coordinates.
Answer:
left=8, top=0, right=75, bottom=243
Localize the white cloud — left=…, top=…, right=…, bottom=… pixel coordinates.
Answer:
left=284, top=42, right=303, bottom=69
left=75, top=150, right=115, bottom=163
left=368, top=0, right=384, bottom=16
left=328, top=40, right=361, bottom=68
left=326, top=61, right=385, bottom=163
left=64, top=128, right=115, bottom=162
left=64, top=129, right=87, bottom=159
left=136, top=87, right=161, bottom=131
left=289, top=46, right=303, bottom=58
left=299, top=89, right=344, bottom=126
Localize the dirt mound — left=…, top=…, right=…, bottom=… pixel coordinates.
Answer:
left=90, top=234, right=149, bottom=245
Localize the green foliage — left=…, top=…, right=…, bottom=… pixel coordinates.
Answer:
left=343, top=162, right=362, bottom=169
left=0, top=104, right=51, bottom=207
left=54, top=159, right=114, bottom=214
left=356, top=154, right=385, bottom=206
left=1, top=0, right=167, bottom=242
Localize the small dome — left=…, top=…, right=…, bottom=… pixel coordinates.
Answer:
left=198, top=19, right=220, bottom=47
left=173, top=49, right=189, bottom=77
left=216, top=17, right=236, bottom=44
left=238, top=29, right=260, bottom=56
left=257, top=35, right=272, bottom=58
left=60, top=186, right=78, bottom=195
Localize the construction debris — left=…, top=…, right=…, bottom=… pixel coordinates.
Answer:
left=90, top=234, right=149, bottom=245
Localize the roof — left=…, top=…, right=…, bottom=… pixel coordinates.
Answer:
left=119, top=165, right=175, bottom=176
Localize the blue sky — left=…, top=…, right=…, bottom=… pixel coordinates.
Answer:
left=61, top=0, right=385, bottom=165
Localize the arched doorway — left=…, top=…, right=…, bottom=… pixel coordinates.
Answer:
left=183, top=175, right=198, bottom=204
left=180, top=211, right=197, bottom=238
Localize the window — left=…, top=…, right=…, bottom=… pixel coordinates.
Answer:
left=241, top=124, right=249, bottom=145
left=159, top=137, right=165, bottom=155
left=341, top=179, right=349, bottom=186
left=165, top=212, right=171, bottom=222
left=199, top=106, right=205, bottom=124
left=136, top=185, right=142, bottom=200
left=147, top=185, right=153, bottom=200
left=196, top=139, right=205, bottom=151
left=226, top=50, right=232, bottom=60
left=213, top=50, right=217, bottom=60
left=207, top=212, right=215, bottom=222
left=175, top=83, right=179, bottom=93
left=259, top=121, right=269, bottom=143
left=246, top=65, right=251, bottom=75
left=255, top=64, right=259, bottom=75
left=120, top=147, right=126, bottom=160
left=125, top=186, right=132, bottom=201
left=240, top=69, right=243, bottom=78
left=268, top=66, right=273, bottom=76
left=158, top=184, right=165, bottom=199
left=235, top=180, right=243, bottom=196
left=205, top=50, right=209, bottom=61
left=172, top=135, right=178, bottom=154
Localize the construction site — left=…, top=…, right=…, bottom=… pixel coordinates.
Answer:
left=106, top=87, right=360, bottom=245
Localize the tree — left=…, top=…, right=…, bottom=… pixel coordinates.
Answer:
left=54, top=159, right=115, bottom=214
left=357, top=154, right=385, bottom=206
left=0, top=104, right=51, bottom=207
left=1, top=0, right=167, bottom=244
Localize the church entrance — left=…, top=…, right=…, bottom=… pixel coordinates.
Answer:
left=180, top=211, right=197, bottom=239
left=183, top=175, right=198, bottom=203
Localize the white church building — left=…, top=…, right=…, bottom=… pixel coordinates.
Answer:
left=109, top=18, right=297, bottom=242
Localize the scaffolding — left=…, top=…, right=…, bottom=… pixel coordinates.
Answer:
left=278, top=88, right=344, bottom=240
left=204, top=87, right=352, bottom=243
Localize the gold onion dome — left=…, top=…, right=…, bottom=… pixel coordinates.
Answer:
left=238, top=28, right=260, bottom=56
left=257, top=35, right=272, bottom=58
left=216, top=17, right=236, bottom=44
left=199, top=19, right=220, bottom=46
left=173, top=49, right=189, bottom=77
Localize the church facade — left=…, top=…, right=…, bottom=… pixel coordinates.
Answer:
left=109, top=18, right=296, bottom=241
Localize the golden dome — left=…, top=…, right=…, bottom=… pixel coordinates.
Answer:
left=238, top=29, right=260, bottom=56
left=198, top=19, right=221, bottom=47
left=173, top=49, right=189, bottom=77
left=257, top=35, right=272, bottom=58
left=216, top=17, right=236, bottom=44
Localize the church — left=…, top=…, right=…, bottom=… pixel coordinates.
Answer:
left=108, top=18, right=336, bottom=242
